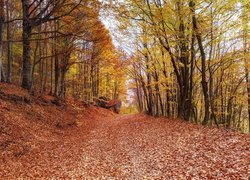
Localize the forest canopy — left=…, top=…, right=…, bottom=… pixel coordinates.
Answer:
left=105, top=0, right=250, bottom=132
left=0, top=0, right=126, bottom=102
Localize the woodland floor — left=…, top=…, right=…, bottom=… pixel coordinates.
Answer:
left=0, top=84, right=250, bottom=179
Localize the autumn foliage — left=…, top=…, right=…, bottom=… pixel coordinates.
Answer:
left=0, top=0, right=249, bottom=178
left=0, top=0, right=126, bottom=103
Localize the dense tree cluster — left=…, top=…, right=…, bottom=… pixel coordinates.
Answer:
left=0, top=0, right=249, bottom=132
left=0, top=0, right=126, bottom=102
left=112, top=0, right=249, bottom=132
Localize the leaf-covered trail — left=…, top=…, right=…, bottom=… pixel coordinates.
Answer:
left=1, top=112, right=250, bottom=178
left=76, top=114, right=249, bottom=179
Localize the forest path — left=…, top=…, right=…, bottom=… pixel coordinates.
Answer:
left=75, top=114, right=249, bottom=179
left=1, top=113, right=250, bottom=178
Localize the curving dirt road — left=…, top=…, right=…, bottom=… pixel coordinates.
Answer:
left=1, top=112, right=250, bottom=179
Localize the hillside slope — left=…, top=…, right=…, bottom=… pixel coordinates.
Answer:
left=0, top=83, right=249, bottom=178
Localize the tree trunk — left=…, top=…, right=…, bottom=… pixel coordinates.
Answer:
left=189, top=0, right=210, bottom=125
left=50, top=27, right=54, bottom=95
left=177, top=1, right=191, bottom=121
left=246, top=66, right=250, bottom=133
left=135, top=77, right=143, bottom=112
left=208, top=11, right=218, bottom=127
left=54, top=21, right=60, bottom=97
left=44, top=42, right=48, bottom=92
left=60, top=66, right=66, bottom=99
left=0, top=0, right=4, bottom=82
left=153, top=62, right=164, bottom=116
left=6, top=1, right=12, bottom=83
left=242, top=0, right=250, bottom=132
left=22, top=0, right=32, bottom=90
left=188, top=32, right=195, bottom=120
left=31, top=40, right=39, bottom=88
left=54, top=51, right=60, bottom=97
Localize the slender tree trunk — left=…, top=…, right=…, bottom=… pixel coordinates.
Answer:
left=31, top=40, right=39, bottom=88
left=83, top=54, right=89, bottom=102
left=60, top=64, right=67, bottom=99
left=54, top=21, right=60, bottom=97
left=246, top=66, right=250, bottom=133
left=50, top=26, right=54, bottom=95
left=242, top=0, right=250, bottom=132
left=208, top=11, right=218, bottom=127
left=0, top=0, right=4, bottom=82
left=135, top=77, right=143, bottom=112
left=220, top=72, right=225, bottom=123
left=162, top=58, right=171, bottom=117
left=153, top=63, right=164, bottom=116
left=54, top=52, right=60, bottom=96
left=6, top=1, right=12, bottom=83
left=144, top=44, right=153, bottom=115
left=22, top=0, right=32, bottom=90
left=90, top=58, right=95, bottom=99
left=38, top=23, right=43, bottom=93
left=138, top=65, right=149, bottom=113
left=96, top=61, right=100, bottom=97
left=44, top=42, right=48, bottom=92
left=177, top=1, right=191, bottom=121
left=188, top=32, right=195, bottom=120
left=190, top=0, right=210, bottom=125
left=146, top=67, right=153, bottom=115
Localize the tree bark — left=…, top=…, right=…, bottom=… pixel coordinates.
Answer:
left=54, top=21, right=60, bottom=97
left=0, top=0, right=4, bottom=82
left=145, top=56, right=153, bottom=115
left=189, top=0, right=210, bottom=125
left=22, top=0, right=32, bottom=90
left=6, top=1, right=12, bottom=83
left=242, top=0, right=250, bottom=132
